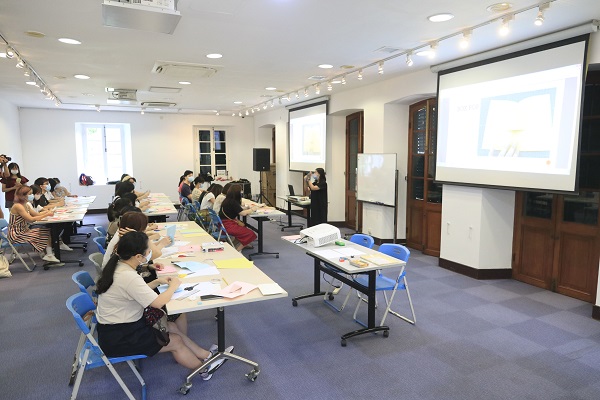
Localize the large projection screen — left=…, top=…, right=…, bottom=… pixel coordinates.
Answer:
left=289, top=101, right=327, bottom=172
left=436, top=35, right=589, bottom=193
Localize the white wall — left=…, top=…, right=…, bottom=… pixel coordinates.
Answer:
left=18, top=109, right=256, bottom=207
left=0, top=99, right=23, bottom=216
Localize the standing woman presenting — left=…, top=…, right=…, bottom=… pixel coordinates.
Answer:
left=305, top=168, right=328, bottom=226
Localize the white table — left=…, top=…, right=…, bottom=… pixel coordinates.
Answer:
left=285, top=237, right=405, bottom=346
left=276, top=195, right=310, bottom=231
left=244, top=208, right=285, bottom=260
left=154, top=221, right=287, bottom=394
left=145, top=193, right=178, bottom=222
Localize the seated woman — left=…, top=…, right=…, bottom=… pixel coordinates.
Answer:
left=34, top=177, right=64, bottom=205
left=178, top=170, right=194, bottom=204
left=8, top=186, right=60, bottom=263
left=191, top=176, right=205, bottom=203
left=50, top=177, right=76, bottom=198
left=213, top=183, right=231, bottom=214
left=121, top=174, right=149, bottom=200
left=115, top=181, right=149, bottom=211
left=199, top=183, right=223, bottom=210
left=96, top=231, right=232, bottom=379
left=218, top=184, right=258, bottom=252
left=106, top=197, right=134, bottom=243
left=30, top=184, right=71, bottom=251
left=30, top=184, right=55, bottom=212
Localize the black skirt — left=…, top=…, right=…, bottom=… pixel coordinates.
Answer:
left=97, top=317, right=163, bottom=358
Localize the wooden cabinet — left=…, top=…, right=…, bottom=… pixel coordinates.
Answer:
left=406, top=98, right=442, bottom=256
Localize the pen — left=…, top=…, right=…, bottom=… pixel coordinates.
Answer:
left=222, top=277, right=229, bottom=286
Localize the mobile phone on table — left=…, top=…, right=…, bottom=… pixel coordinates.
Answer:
left=200, top=295, right=224, bottom=300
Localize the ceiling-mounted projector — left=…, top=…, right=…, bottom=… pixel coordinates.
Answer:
left=102, top=0, right=181, bottom=34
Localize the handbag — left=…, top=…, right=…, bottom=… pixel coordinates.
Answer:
left=143, top=306, right=170, bottom=346
left=0, top=253, right=12, bottom=278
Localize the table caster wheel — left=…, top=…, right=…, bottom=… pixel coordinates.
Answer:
left=328, top=294, right=334, bottom=301
left=245, top=369, right=260, bottom=382
left=44, top=265, right=50, bottom=271
left=79, top=262, right=84, bottom=267
left=86, top=233, right=91, bottom=238
left=177, top=383, right=192, bottom=395
left=383, top=330, right=389, bottom=338
left=292, top=299, right=298, bottom=307
left=83, top=248, right=87, bottom=253
left=341, top=339, right=347, bottom=347
left=281, top=227, right=284, bottom=232
left=276, top=254, right=279, bottom=258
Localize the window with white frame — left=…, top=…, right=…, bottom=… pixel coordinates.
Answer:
left=198, top=128, right=228, bottom=175
left=75, top=123, right=133, bottom=184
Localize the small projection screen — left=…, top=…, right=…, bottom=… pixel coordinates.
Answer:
left=289, top=101, right=327, bottom=172
left=436, top=35, right=589, bottom=193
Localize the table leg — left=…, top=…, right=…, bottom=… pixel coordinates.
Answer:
left=292, top=257, right=326, bottom=306
left=44, top=224, right=82, bottom=270
left=177, top=306, right=260, bottom=395
left=247, top=217, right=279, bottom=260
left=281, top=200, right=304, bottom=231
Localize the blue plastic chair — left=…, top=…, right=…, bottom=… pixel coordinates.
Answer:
left=92, top=237, right=106, bottom=254
left=352, top=244, right=415, bottom=326
left=66, top=293, right=147, bottom=400
left=207, top=209, right=235, bottom=247
left=323, top=234, right=375, bottom=312
left=93, top=226, right=107, bottom=238
left=177, top=197, right=190, bottom=221
left=0, top=218, right=37, bottom=272
left=72, top=271, right=97, bottom=299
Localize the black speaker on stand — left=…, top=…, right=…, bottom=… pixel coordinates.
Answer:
left=253, top=148, right=272, bottom=206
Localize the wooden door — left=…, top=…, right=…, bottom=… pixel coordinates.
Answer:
left=513, top=192, right=599, bottom=302
left=406, top=99, right=441, bottom=256
left=346, top=112, right=363, bottom=230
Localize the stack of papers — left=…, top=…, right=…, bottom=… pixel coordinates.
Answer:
left=213, top=258, right=254, bottom=269
left=214, top=281, right=257, bottom=298
left=172, top=261, right=220, bottom=276
left=257, top=283, right=285, bottom=296
left=158, top=282, right=221, bottom=300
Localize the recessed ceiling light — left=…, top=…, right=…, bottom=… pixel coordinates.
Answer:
left=233, top=101, right=243, bottom=104
left=206, top=53, right=222, bottom=59
left=487, top=2, right=513, bottom=12
left=54, top=76, right=67, bottom=80
left=179, top=81, right=191, bottom=85
left=82, top=93, right=94, bottom=97
left=74, top=74, right=90, bottom=79
left=265, top=87, right=276, bottom=91
left=428, top=13, right=454, bottom=22
left=0, top=52, right=6, bottom=58
left=26, top=81, right=37, bottom=86
left=331, top=80, right=342, bottom=84
left=58, top=38, right=81, bottom=45
left=318, top=64, right=333, bottom=69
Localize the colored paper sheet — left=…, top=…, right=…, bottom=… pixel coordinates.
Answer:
left=213, top=258, right=254, bottom=269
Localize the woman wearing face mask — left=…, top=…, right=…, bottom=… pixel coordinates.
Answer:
left=8, top=186, right=60, bottom=263
left=33, top=177, right=64, bottom=205
left=50, top=178, right=76, bottom=198
left=178, top=170, right=194, bottom=203
left=305, top=168, right=328, bottom=227
left=1, top=162, right=29, bottom=210
left=96, top=231, right=232, bottom=379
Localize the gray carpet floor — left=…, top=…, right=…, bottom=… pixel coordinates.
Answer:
left=2, top=213, right=600, bottom=399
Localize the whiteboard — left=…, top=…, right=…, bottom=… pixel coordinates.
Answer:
left=357, top=153, right=397, bottom=206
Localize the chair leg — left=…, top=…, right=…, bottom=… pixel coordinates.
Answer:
left=9, top=243, right=35, bottom=272
left=69, top=333, right=87, bottom=385
left=71, top=348, right=90, bottom=400
left=380, top=279, right=416, bottom=325
left=126, top=360, right=147, bottom=400
left=102, top=354, right=137, bottom=400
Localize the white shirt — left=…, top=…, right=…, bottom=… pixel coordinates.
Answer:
left=213, top=194, right=226, bottom=213
left=200, top=192, right=215, bottom=210
left=96, top=262, right=158, bottom=324
left=44, top=191, right=54, bottom=201
left=102, top=234, right=120, bottom=268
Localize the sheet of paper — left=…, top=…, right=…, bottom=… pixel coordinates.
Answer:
left=172, top=261, right=220, bottom=276
left=214, top=281, right=257, bottom=298
left=281, top=235, right=302, bottom=242
left=158, top=282, right=220, bottom=300
left=258, top=283, right=285, bottom=296
left=334, top=247, right=366, bottom=257
left=213, top=258, right=254, bottom=269
left=181, top=229, right=205, bottom=234
left=178, top=244, right=202, bottom=252
left=156, top=264, right=178, bottom=274
left=158, top=246, right=180, bottom=257
left=165, top=225, right=176, bottom=245
left=179, top=233, right=209, bottom=238
left=312, top=249, right=342, bottom=259
left=172, top=241, right=190, bottom=247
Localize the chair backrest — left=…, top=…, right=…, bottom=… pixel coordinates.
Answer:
left=88, top=252, right=104, bottom=276
left=0, top=218, right=8, bottom=230
left=378, top=243, right=410, bottom=263
left=350, top=234, right=375, bottom=249
left=94, top=226, right=107, bottom=238
left=72, top=271, right=96, bottom=296
left=181, top=197, right=190, bottom=206
left=93, top=237, right=106, bottom=254
left=66, top=292, right=96, bottom=335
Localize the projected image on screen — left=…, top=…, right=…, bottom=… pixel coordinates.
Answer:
left=289, top=102, right=327, bottom=171
left=436, top=38, right=587, bottom=192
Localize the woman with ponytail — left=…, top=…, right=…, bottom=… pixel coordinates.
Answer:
left=96, top=231, right=233, bottom=380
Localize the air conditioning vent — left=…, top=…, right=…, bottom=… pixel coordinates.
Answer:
left=375, top=46, right=401, bottom=54
left=152, top=61, right=220, bottom=78
left=141, top=101, right=176, bottom=107
left=308, top=75, right=326, bottom=81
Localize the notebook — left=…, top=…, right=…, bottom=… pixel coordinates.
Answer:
left=360, top=254, right=399, bottom=266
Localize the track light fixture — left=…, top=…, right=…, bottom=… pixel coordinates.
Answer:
left=216, top=111, right=220, bottom=116
left=15, top=59, right=25, bottom=68
left=327, top=81, right=333, bottom=91
left=499, top=15, right=514, bottom=36
left=460, top=30, right=472, bottom=49
left=5, top=46, right=14, bottom=59
left=535, top=3, right=550, bottom=26
left=378, top=61, right=384, bottom=74
left=341, top=76, right=346, bottom=85
left=304, top=88, right=309, bottom=97
left=245, top=109, right=249, bottom=116
left=406, top=52, right=414, bottom=67
left=357, top=69, right=363, bottom=80
left=315, top=84, right=321, bottom=95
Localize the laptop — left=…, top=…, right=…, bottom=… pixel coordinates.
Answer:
left=288, top=184, right=295, bottom=196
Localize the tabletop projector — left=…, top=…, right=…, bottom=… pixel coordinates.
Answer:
left=300, top=223, right=341, bottom=247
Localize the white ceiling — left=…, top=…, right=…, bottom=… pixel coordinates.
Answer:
left=0, top=0, right=599, bottom=115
